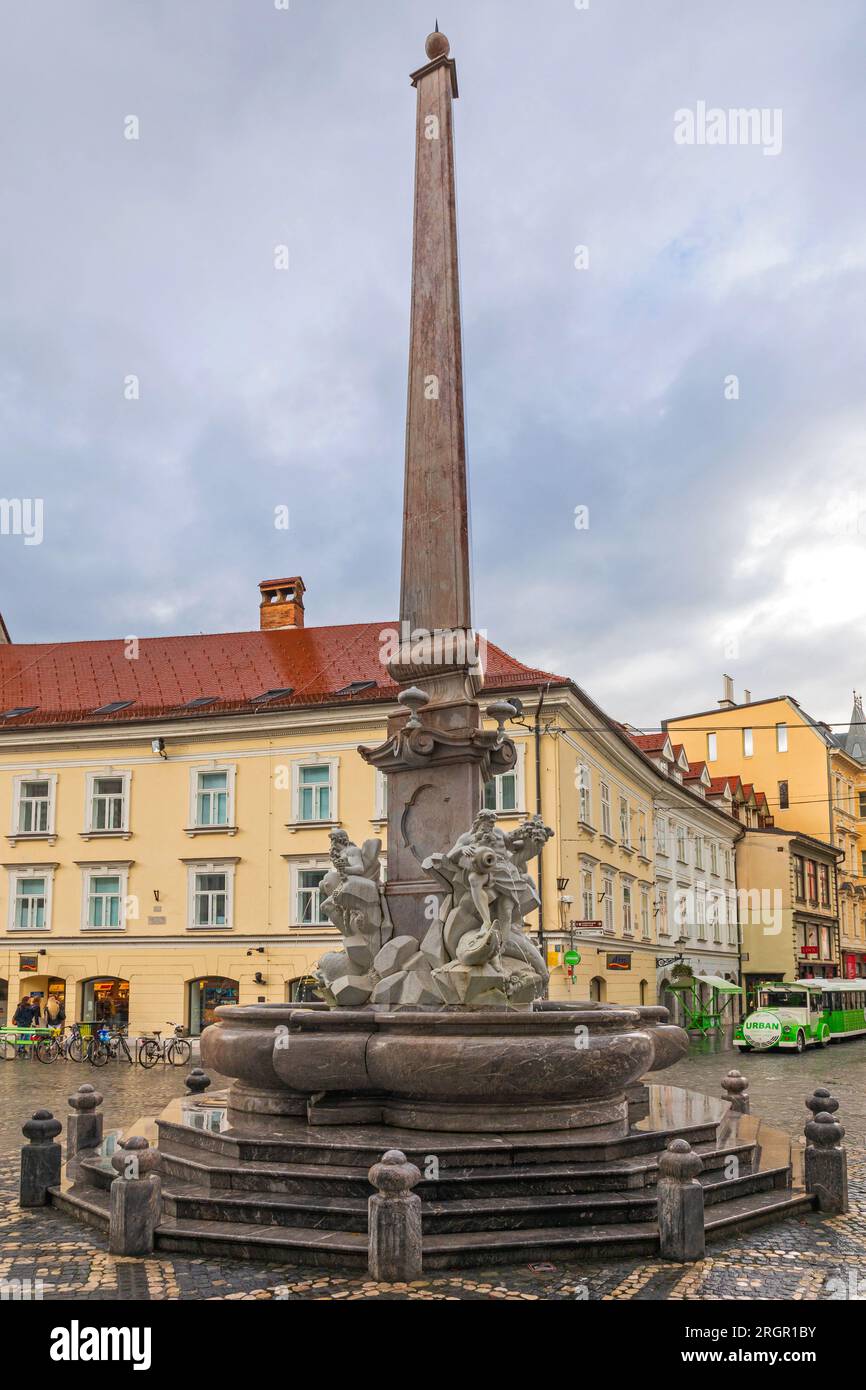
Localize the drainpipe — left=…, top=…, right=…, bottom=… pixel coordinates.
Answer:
left=534, top=683, right=549, bottom=953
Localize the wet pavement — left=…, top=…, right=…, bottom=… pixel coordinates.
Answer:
left=1, top=1041, right=865, bottom=1300
left=652, top=1032, right=866, bottom=1148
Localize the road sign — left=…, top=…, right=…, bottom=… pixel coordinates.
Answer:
left=564, top=950, right=581, bottom=966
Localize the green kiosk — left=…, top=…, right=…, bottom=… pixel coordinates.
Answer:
left=668, top=974, right=743, bottom=1037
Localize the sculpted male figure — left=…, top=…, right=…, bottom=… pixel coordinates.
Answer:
left=424, top=809, right=553, bottom=991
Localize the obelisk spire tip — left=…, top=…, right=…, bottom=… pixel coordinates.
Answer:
left=425, top=26, right=450, bottom=60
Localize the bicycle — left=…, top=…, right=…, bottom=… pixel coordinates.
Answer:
left=35, top=1025, right=72, bottom=1063
left=88, top=1025, right=137, bottom=1067
left=138, top=1020, right=192, bottom=1068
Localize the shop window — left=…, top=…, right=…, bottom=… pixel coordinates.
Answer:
left=288, top=976, right=321, bottom=1004
left=80, top=977, right=129, bottom=1029
left=188, top=977, right=238, bottom=1034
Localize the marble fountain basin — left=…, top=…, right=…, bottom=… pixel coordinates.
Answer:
left=200, top=1001, right=688, bottom=1134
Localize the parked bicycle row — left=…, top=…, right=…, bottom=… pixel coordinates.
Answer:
left=0, top=1020, right=192, bottom=1067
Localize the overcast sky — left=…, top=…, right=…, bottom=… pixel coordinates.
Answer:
left=1, top=0, right=865, bottom=731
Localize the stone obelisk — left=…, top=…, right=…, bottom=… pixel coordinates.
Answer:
left=361, top=30, right=516, bottom=942
left=398, top=26, right=471, bottom=659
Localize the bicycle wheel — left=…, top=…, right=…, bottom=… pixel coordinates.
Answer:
left=89, top=1042, right=110, bottom=1067
left=35, top=1038, right=60, bottom=1064
left=67, top=1035, right=85, bottom=1063
left=167, top=1037, right=192, bottom=1067
left=138, top=1038, right=161, bottom=1069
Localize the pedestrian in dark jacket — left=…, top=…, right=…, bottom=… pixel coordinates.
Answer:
left=12, top=998, right=37, bottom=1027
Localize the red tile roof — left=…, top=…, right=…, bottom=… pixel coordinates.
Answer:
left=707, top=775, right=739, bottom=796
left=627, top=732, right=670, bottom=753
left=0, top=623, right=567, bottom=731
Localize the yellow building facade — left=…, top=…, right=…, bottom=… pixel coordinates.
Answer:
left=666, top=683, right=866, bottom=977
left=0, top=683, right=667, bottom=1034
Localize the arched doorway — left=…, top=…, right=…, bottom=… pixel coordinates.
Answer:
left=287, top=976, right=320, bottom=1004
left=589, top=975, right=607, bottom=1002
left=659, top=977, right=680, bottom=1025
left=80, top=977, right=129, bottom=1029
left=188, top=977, right=239, bottom=1035
left=639, top=978, right=649, bottom=1005
left=19, top=975, right=66, bottom=1026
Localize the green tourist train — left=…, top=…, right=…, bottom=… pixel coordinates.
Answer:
left=734, top=979, right=866, bottom=1053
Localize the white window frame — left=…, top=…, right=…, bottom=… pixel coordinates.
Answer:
left=189, top=765, right=237, bottom=831
left=600, top=782, right=612, bottom=838
left=776, top=722, right=788, bottom=753
left=655, top=815, right=668, bottom=854
left=288, top=859, right=331, bottom=927
left=602, top=871, right=615, bottom=933
left=580, top=865, right=594, bottom=921
left=694, top=836, right=704, bottom=870
left=11, top=773, right=57, bottom=841
left=186, top=861, right=236, bottom=931
left=291, top=758, right=339, bottom=826
left=7, top=865, right=55, bottom=932
left=710, top=841, right=719, bottom=876
left=483, top=743, right=526, bottom=816
left=84, top=770, right=131, bottom=835
left=577, top=763, right=592, bottom=825
left=676, top=825, right=687, bottom=863
left=638, top=811, right=647, bottom=857
left=373, top=770, right=388, bottom=823
left=656, top=883, right=670, bottom=937
left=621, top=880, right=633, bottom=935
left=640, top=885, right=651, bottom=939
left=696, top=888, right=707, bottom=941
left=743, top=727, right=754, bottom=757
left=81, top=864, right=130, bottom=932
left=619, top=796, right=631, bottom=847
left=707, top=732, right=717, bottom=762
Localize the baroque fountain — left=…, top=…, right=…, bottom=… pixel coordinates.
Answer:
left=52, top=29, right=813, bottom=1267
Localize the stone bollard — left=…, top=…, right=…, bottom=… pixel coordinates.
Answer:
left=657, top=1138, right=705, bottom=1262
left=185, top=1068, right=212, bottom=1095
left=67, top=1083, right=104, bottom=1159
left=109, top=1136, right=163, bottom=1256
left=804, top=1094, right=848, bottom=1215
left=721, top=1069, right=750, bottom=1114
left=806, top=1087, right=839, bottom=1119
left=367, top=1148, right=423, bottom=1282
left=20, top=1110, right=62, bottom=1207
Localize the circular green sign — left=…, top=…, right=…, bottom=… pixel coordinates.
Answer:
left=564, top=950, right=581, bottom=965
left=742, top=1010, right=782, bottom=1048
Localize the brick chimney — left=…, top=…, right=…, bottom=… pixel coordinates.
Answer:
left=259, top=577, right=305, bottom=630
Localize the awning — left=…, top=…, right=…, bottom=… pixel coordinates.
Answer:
left=667, top=974, right=742, bottom=994
left=694, top=974, right=743, bottom=994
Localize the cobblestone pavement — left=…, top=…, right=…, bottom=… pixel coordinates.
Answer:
left=1, top=1046, right=864, bottom=1301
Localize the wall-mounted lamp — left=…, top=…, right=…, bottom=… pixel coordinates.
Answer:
left=151, top=738, right=167, bottom=759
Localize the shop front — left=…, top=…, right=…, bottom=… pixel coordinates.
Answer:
left=843, top=951, right=866, bottom=979
left=80, top=977, right=130, bottom=1029
left=188, top=977, right=239, bottom=1034
left=795, top=920, right=839, bottom=979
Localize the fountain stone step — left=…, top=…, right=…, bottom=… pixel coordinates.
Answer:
left=158, top=1161, right=792, bottom=1234
left=156, top=1114, right=726, bottom=1175
left=148, top=1186, right=815, bottom=1270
